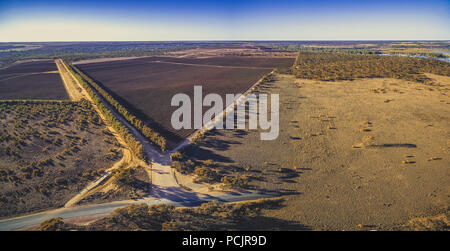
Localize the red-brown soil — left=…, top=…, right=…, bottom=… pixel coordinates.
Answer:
left=77, top=56, right=294, bottom=145
left=0, top=60, right=68, bottom=100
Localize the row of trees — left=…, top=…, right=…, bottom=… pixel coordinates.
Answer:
left=293, top=51, right=450, bottom=82
left=62, top=61, right=147, bottom=160
left=70, top=66, right=167, bottom=152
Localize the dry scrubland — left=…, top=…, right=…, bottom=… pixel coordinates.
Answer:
left=179, top=72, right=450, bottom=230
left=380, top=48, right=450, bottom=60
left=173, top=52, right=450, bottom=230
left=0, top=60, right=68, bottom=100
left=76, top=56, right=294, bottom=147
left=293, top=51, right=450, bottom=82
left=76, top=164, right=151, bottom=205
left=0, top=100, right=123, bottom=217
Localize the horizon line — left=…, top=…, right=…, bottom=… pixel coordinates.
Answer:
left=1, top=39, right=450, bottom=43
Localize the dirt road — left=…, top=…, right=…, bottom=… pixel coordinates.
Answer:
left=55, top=59, right=84, bottom=101
left=64, top=149, right=131, bottom=208
left=0, top=190, right=273, bottom=231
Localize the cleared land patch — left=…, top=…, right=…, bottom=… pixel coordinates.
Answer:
left=179, top=73, right=450, bottom=230
left=148, top=56, right=295, bottom=69
left=0, top=60, right=68, bottom=100
left=76, top=56, right=294, bottom=147
left=55, top=59, right=84, bottom=101
left=0, top=60, right=57, bottom=75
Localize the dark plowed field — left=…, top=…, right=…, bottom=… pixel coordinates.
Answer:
left=148, top=56, right=295, bottom=68
left=0, top=73, right=69, bottom=100
left=0, top=60, right=57, bottom=76
left=0, top=60, right=68, bottom=100
left=77, top=56, right=294, bottom=146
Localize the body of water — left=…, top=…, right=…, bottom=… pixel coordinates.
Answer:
left=380, top=53, right=450, bottom=63
left=429, top=50, right=450, bottom=56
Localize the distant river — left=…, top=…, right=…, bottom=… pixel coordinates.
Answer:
left=430, top=50, right=450, bottom=55
left=380, top=52, right=450, bottom=63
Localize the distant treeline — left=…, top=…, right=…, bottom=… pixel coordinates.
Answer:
left=0, top=42, right=196, bottom=68
left=0, top=41, right=286, bottom=68
left=62, top=61, right=147, bottom=160
left=293, top=51, right=450, bottom=82
left=70, top=64, right=167, bottom=152
left=298, top=47, right=382, bottom=54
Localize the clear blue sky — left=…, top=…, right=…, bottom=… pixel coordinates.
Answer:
left=0, top=0, right=448, bottom=41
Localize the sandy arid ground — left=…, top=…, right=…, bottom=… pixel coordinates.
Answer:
left=193, top=73, right=449, bottom=230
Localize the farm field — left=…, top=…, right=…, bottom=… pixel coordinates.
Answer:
left=165, top=46, right=298, bottom=58
left=0, top=100, right=122, bottom=218
left=0, top=60, right=57, bottom=75
left=146, top=56, right=295, bottom=68
left=76, top=56, right=295, bottom=146
left=0, top=60, right=68, bottom=100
